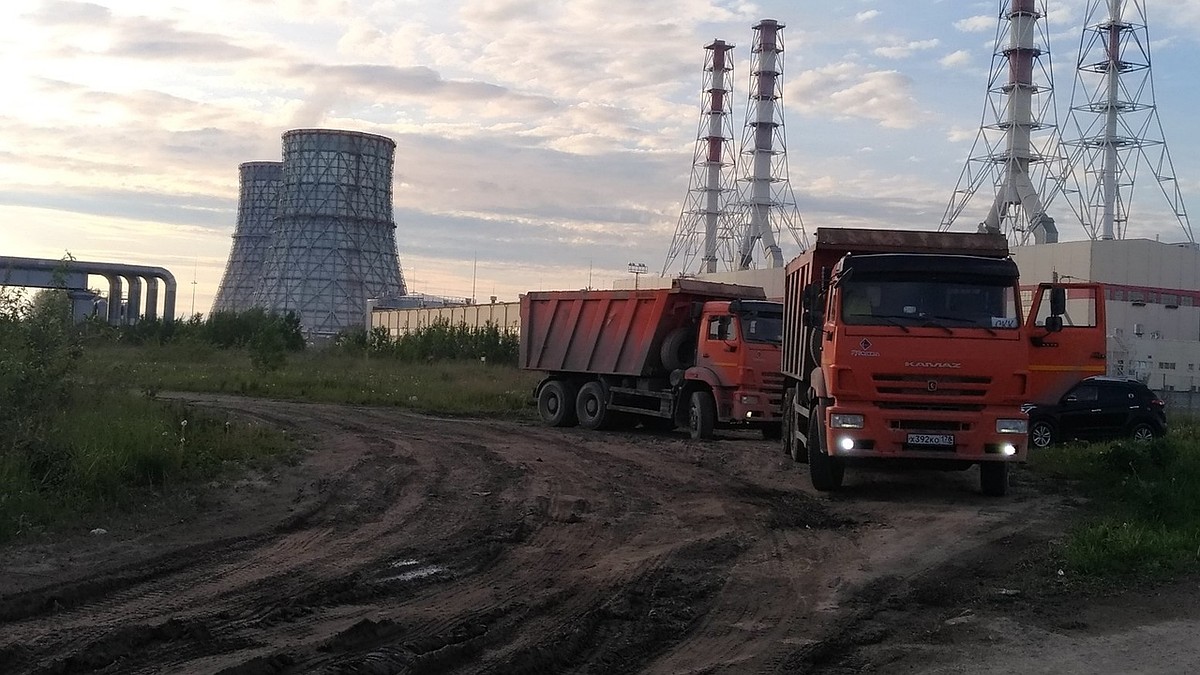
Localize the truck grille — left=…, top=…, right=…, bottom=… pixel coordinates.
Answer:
left=873, top=374, right=991, bottom=398
left=762, top=371, right=785, bottom=408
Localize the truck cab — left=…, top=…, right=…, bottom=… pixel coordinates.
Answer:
left=681, top=299, right=784, bottom=437
left=781, top=227, right=1107, bottom=496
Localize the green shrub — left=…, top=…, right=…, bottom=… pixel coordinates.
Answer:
left=1032, top=423, right=1200, bottom=580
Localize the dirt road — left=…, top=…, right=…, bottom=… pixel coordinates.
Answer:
left=2, top=394, right=1197, bottom=674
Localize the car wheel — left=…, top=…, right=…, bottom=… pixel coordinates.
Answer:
left=1130, top=421, right=1156, bottom=443
left=1029, top=419, right=1055, bottom=450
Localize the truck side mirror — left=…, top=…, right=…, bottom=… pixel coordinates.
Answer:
left=1050, top=287, right=1066, bottom=316
left=728, top=299, right=741, bottom=313
left=1045, top=315, right=1063, bottom=333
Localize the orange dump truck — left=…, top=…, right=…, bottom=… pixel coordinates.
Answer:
left=782, top=228, right=1106, bottom=495
left=521, top=279, right=784, bottom=439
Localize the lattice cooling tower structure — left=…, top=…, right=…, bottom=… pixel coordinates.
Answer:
left=254, top=129, right=408, bottom=336
left=941, top=0, right=1067, bottom=245
left=212, top=161, right=283, bottom=313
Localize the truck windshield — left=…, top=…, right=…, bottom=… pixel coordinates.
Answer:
left=840, top=276, right=1019, bottom=330
left=738, top=312, right=783, bottom=343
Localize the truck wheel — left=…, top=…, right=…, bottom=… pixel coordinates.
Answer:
left=1029, top=419, right=1055, bottom=449
left=576, top=381, right=611, bottom=430
left=980, top=461, right=1009, bottom=497
left=782, top=389, right=799, bottom=460
left=807, top=410, right=843, bottom=491
left=537, top=380, right=578, bottom=427
left=660, top=327, right=696, bottom=371
left=689, top=390, right=716, bottom=440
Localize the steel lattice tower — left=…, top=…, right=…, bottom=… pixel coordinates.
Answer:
left=212, top=161, right=282, bottom=313
left=661, top=39, right=739, bottom=277
left=941, top=0, right=1068, bottom=245
left=733, top=19, right=808, bottom=270
left=1057, top=0, right=1193, bottom=243
left=254, top=129, right=407, bottom=337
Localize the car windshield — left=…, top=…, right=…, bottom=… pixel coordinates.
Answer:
left=840, top=275, right=1019, bottom=330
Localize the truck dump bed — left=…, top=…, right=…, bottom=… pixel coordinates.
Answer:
left=520, top=279, right=765, bottom=377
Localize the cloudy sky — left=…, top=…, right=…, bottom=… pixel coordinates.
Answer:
left=3, top=0, right=1200, bottom=315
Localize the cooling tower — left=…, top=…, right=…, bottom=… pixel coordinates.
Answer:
left=254, top=129, right=408, bottom=336
left=212, top=161, right=283, bottom=313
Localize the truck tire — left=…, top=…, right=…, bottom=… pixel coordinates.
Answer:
left=689, top=389, right=716, bottom=440
left=807, top=409, right=843, bottom=491
left=537, top=380, right=578, bottom=427
left=576, top=381, right=611, bottom=430
left=782, top=388, right=798, bottom=459
left=660, top=327, right=696, bottom=371
left=980, top=461, right=1009, bottom=497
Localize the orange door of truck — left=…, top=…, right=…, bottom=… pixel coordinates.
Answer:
left=1024, top=283, right=1108, bottom=404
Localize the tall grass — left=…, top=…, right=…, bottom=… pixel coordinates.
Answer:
left=0, top=386, right=292, bottom=541
left=1030, top=416, right=1200, bottom=579
left=79, top=344, right=540, bottom=416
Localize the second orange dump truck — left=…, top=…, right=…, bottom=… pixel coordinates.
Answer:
left=782, top=228, right=1106, bottom=496
left=521, top=279, right=784, bottom=439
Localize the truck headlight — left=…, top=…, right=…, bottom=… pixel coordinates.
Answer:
left=996, top=419, right=1028, bottom=434
left=831, top=414, right=865, bottom=429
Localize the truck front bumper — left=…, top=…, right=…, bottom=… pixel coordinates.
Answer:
left=823, top=405, right=1026, bottom=462
left=728, top=390, right=781, bottom=423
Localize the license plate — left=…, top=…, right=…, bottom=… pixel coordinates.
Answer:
left=907, top=433, right=955, bottom=447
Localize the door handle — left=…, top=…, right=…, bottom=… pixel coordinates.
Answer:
left=1091, top=408, right=1101, bottom=413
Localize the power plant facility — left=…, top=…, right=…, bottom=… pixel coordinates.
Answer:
left=662, top=19, right=807, bottom=278
left=941, top=0, right=1065, bottom=245
left=214, top=129, right=409, bottom=337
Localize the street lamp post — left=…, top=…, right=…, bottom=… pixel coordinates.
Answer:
left=628, top=262, right=647, bottom=290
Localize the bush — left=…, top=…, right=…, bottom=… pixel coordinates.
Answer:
left=341, top=319, right=519, bottom=365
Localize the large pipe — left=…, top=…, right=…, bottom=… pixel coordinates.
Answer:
left=0, top=256, right=178, bottom=324
left=124, top=275, right=142, bottom=325
left=145, top=277, right=159, bottom=321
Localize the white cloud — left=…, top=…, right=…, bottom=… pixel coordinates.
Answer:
left=856, top=10, right=880, bottom=22
left=873, top=38, right=940, bottom=59
left=954, top=15, right=995, bottom=33
left=940, top=49, right=972, bottom=68
left=788, top=63, right=921, bottom=129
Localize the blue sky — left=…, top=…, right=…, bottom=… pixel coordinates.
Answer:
left=2, top=0, right=1199, bottom=314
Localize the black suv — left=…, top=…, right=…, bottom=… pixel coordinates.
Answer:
left=1023, top=376, right=1167, bottom=449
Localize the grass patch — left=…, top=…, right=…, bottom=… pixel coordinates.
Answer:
left=0, top=389, right=293, bottom=542
left=78, top=344, right=541, bottom=416
left=1029, top=416, right=1200, bottom=580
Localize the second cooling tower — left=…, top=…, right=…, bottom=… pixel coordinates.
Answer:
left=212, top=161, right=283, bottom=313
left=254, top=129, right=408, bottom=336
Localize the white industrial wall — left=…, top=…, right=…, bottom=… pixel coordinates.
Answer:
left=371, top=302, right=521, bottom=337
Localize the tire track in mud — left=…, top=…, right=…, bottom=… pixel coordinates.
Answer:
left=0, top=397, right=1068, bottom=674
